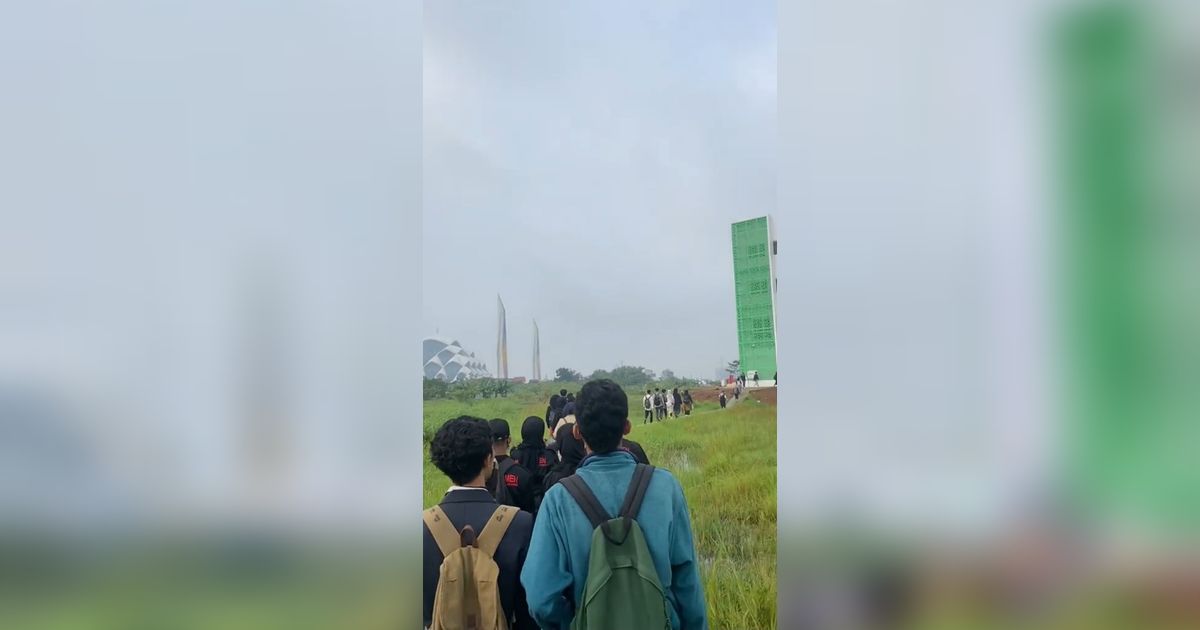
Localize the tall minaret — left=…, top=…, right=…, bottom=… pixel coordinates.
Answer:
left=532, top=319, right=541, bottom=381
left=496, top=294, right=509, bottom=379
left=236, top=262, right=291, bottom=518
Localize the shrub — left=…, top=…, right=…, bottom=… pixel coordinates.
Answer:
left=423, top=377, right=449, bottom=400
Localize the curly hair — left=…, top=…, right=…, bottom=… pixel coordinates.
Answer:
left=429, top=416, right=492, bottom=485
left=576, top=379, right=629, bottom=453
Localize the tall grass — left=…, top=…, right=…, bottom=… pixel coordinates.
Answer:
left=423, top=390, right=777, bottom=629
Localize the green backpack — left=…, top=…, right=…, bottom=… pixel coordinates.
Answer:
left=560, top=464, right=670, bottom=630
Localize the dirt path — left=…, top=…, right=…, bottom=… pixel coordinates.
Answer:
left=686, top=384, right=772, bottom=412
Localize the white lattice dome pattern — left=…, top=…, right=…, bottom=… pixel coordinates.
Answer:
left=423, top=337, right=491, bottom=382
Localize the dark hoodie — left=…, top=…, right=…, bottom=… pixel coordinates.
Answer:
left=542, top=421, right=586, bottom=493
left=545, top=395, right=564, bottom=433
left=511, top=416, right=556, bottom=495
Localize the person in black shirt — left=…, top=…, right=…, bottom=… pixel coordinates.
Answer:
left=509, top=416, right=556, bottom=513
left=424, top=417, right=535, bottom=629
left=486, top=418, right=537, bottom=514
left=545, top=394, right=562, bottom=433
left=542, top=419, right=586, bottom=493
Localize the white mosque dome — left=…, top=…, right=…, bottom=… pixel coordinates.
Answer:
left=423, top=337, right=491, bottom=382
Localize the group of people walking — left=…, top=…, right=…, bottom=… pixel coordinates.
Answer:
left=642, top=387, right=693, bottom=423
left=734, top=369, right=776, bottom=389
left=423, top=380, right=707, bottom=629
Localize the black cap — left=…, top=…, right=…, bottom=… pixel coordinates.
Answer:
left=488, top=418, right=510, bottom=441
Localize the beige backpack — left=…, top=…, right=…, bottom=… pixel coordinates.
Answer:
left=423, top=504, right=516, bottom=630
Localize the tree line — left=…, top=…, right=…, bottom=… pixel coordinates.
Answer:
left=423, top=364, right=704, bottom=401
left=554, top=365, right=699, bottom=389
left=423, top=376, right=513, bottom=401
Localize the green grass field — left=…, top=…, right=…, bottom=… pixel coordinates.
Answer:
left=423, top=387, right=778, bottom=629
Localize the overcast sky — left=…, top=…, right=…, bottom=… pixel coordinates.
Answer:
left=423, top=1, right=775, bottom=380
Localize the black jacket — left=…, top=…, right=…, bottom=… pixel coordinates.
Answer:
left=509, top=444, right=557, bottom=510
left=423, top=489, right=536, bottom=629
left=621, top=438, right=651, bottom=465
left=486, top=455, right=537, bottom=514
left=542, top=423, right=586, bottom=493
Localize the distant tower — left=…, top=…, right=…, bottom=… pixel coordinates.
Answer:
left=731, top=215, right=778, bottom=381
left=532, top=319, right=541, bottom=381
left=496, top=294, right=509, bottom=379
left=236, top=262, right=292, bottom=516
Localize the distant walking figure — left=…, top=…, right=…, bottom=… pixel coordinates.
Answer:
left=671, top=388, right=682, bottom=418
left=718, top=390, right=727, bottom=409
left=642, top=389, right=654, bottom=424
left=752, top=371, right=759, bottom=387
left=682, top=390, right=693, bottom=416
left=654, top=388, right=666, bottom=420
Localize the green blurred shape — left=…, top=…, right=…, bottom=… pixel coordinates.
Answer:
left=0, top=538, right=412, bottom=630
left=1057, top=3, right=1200, bottom=538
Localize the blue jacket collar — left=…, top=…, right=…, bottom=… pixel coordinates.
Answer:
left=579, top=450, right=636, bottom=469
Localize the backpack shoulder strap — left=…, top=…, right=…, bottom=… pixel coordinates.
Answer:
left=618, top=464, right=655, bottom=520
left=476, top=505, right=516, bottom=557
left=560, top=475, right=610, bottom=528
left=422, top=505, right=461, bottom=558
